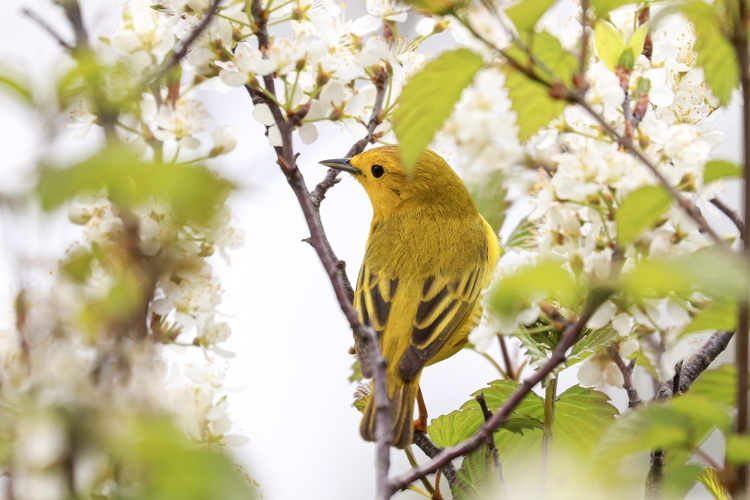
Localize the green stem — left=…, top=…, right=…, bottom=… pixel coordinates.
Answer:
left=405, top=485, right=432, bottom=498
left=541, top=377, right=558, bottom=485
left=405, top=447, right=435, bottom=496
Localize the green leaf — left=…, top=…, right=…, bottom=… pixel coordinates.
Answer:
left=0, top=73, right=33, bottom=103
left=430, top=380, right=543, bottom=448
left=726, top=434, right=750, bottom=465
left=400, top=0, right=463, bottom=15
left=620, top=249, right=749, bottom=301
left=590, top=0, right=638, bottom=16
left=452, top=444, right=505, bottom=500
left=595, top=20, right=625, bottom=72
left=569, top=325, right=619, bottom=360
left=469, top=170, right=508, bottom=235
left=115, top=417, right=256, bottom=500
left=516, top=330, right=551, bottom=367
left=616, top=185, right=671, bottom=245
left=671, top=394, right=732, bottom=433
left=681, top=300, right=737, bottom=336
left=502, top=32, right=576, bottom=141
left=506, top=0, right=558, bottom=32
left=61, top=248, right=95, bottom=283
left=682, top=2, right=738, bottom=106
left=698, top=468, right=730, bottom=500
left=689, top=364, right=741, bottom=408
left=489, top=260, right=580, bottom=316
left=495, top=385, right=617, bottom=495
left=349, top=359, right=363, bottom=383
left=704, top=159, right=743, bottom=184
left=37, top=147, right=235, bottom=225
left=394, top=49, right=483, bottom=170
left=628, top=23, right=649, bottom=56
left=505, top=218, right=538, bottom=250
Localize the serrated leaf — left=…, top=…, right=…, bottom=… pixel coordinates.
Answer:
left=349, top=359, right=363, bottom=383
left=681, top=300, right=737, bottom=336
left=704, top=159, right=743, bottom=184
left=725, top=434, right=750, bottom=465
left=682, top=2, right=738, bottom=106
left=569, top=325, right=619, bottom=359
left=490, top=260, right=580, bottom=316
left=452, top=444, right=505, bottom=500
left=495, top=385, right=618, bottom=496
left=616, top=185, right=671, bottom=244
left=469, top=170, right=508, bottom=235
left=698, top=468, right=730, bottom=500
left=394, top=49, right=483, bottom=170
left=37, top=147, right=234, bottom=225
left=504, top=218, right=538, bottom=250
left=595, top=20, right=625, bottom=72
left=502, top=32, right=576, bottom=141
left=429, top=410, right=485, bottom=448
left=590, top=0, right=638, bottom=16
left=516, top=331, right=551, bottom=367
left=506, top=0, right=558, bottom=32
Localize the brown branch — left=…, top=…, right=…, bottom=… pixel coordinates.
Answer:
left=476, top=394, right=502, bottom=470
left=57, top=0, right=88, bottom=48
left=139, top=0, right=223, bottom=90
left=246, top=0, right=392, bottom=497
left=610, top=348, right=641, bottom=408
left=711, top=197, right=745, bottom=239
left=412, top=432, right=457, bottom=487
left=22, top=8, right=74, bottom=50
left=498, top=335, right=516, bottom=381
left=388, top=298, right=604, bottom=493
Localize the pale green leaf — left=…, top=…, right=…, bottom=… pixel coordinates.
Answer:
left=682, top=2, right=738, bottom=106
left=400, top=0, right=462, bottom=14
left=37, top=147, right=235, bottom=225
left=429, top=410, right=484, bottom=448
left=671, top=394, right=732, bottom=433
left=628, top=22, right=649, bottom=56
left=681, top=300, right=737, bottom=336
left=616, top=185, right=671, bottom=244
left=394, top=49, right=483, bottom=170
left=726, top=434, right=750, bottom=465
left=502, top=32, right=576, bottom=141
left=569, top=325, right=619, bottom=359
left=698, top=468, right=730, bottom=500
left=469, top=170, right=508, bottom=235
left=489, top=260, right=580, bottom=316
left=704, top=159, right=742, bottom=184
left=0, top=74, right=33, bottom=103
left=689, top=364, right=741, bottom=408
left=591, top=0, right=638, bottom=16
left=504, top=218, right=538, bottom=250
left=516, top=330, right=551, bottom=367
left=594, top=20, right=625, bottom=72
left=452, top=444, right=505, bottom=500
left=506, top=0, right=558, bottom=32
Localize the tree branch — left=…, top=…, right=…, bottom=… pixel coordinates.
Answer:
left=57, top=0, right=88, bottom=48
left=610, top=348, right=641, bottom=408
left=247, top=1, right=392, bottom=497
left=22, top=8, right=74, bottom=50
left=388, top=298, right=604, bottom=493
left=139, top=0, right=223, bottom=90
left=412, top=431, right=457, bottom=487
left=710, top=197, right=745, bottom=240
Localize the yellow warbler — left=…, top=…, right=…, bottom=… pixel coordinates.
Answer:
left=320, top=145, right=500, bottom=449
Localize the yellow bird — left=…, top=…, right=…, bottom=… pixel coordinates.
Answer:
left=320, top=145, right=500, bottom=449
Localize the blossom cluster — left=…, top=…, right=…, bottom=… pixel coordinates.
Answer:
left=463, top=7, right=728, bottom=386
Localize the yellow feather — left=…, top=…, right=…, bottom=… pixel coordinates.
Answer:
left=323, top=145, right=500, bottom=449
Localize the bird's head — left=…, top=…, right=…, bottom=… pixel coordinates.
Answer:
left=319, top=145, right=473, bottom=219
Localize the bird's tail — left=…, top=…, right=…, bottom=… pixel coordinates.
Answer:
left=360, top=374, right=421, bottom=449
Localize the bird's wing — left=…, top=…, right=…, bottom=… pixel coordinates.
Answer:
left=353, top=263, right=399, bottom=378
left=396, top=267, right=486, bottom=380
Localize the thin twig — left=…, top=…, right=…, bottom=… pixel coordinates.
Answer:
left=498, top=335, right=516, bottom=380
left=139, top=0, right=223, bottom=89
left=57, top=0, right=88, bottom=48
left=389, top=298, right=604, bottom=492
left=476, top=394, right=502, bottom=469
left=22, top=8, right=74, bottom=50
left=610, top=348, right=641, bottom=408
left=413, top=432, right=457, bottom=486
left=710, top=197, right=745, bottom=239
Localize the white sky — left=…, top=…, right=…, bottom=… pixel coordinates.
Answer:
left=0, top=1, right=742, bottom=498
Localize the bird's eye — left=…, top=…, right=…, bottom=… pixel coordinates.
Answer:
left=371, top=165, right=385, bottom=178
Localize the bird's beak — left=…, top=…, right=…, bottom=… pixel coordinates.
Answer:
left=318, top=158, right=361, bottom=175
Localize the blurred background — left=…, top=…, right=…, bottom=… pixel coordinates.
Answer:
left=0, top=0, right=742, bottom=497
